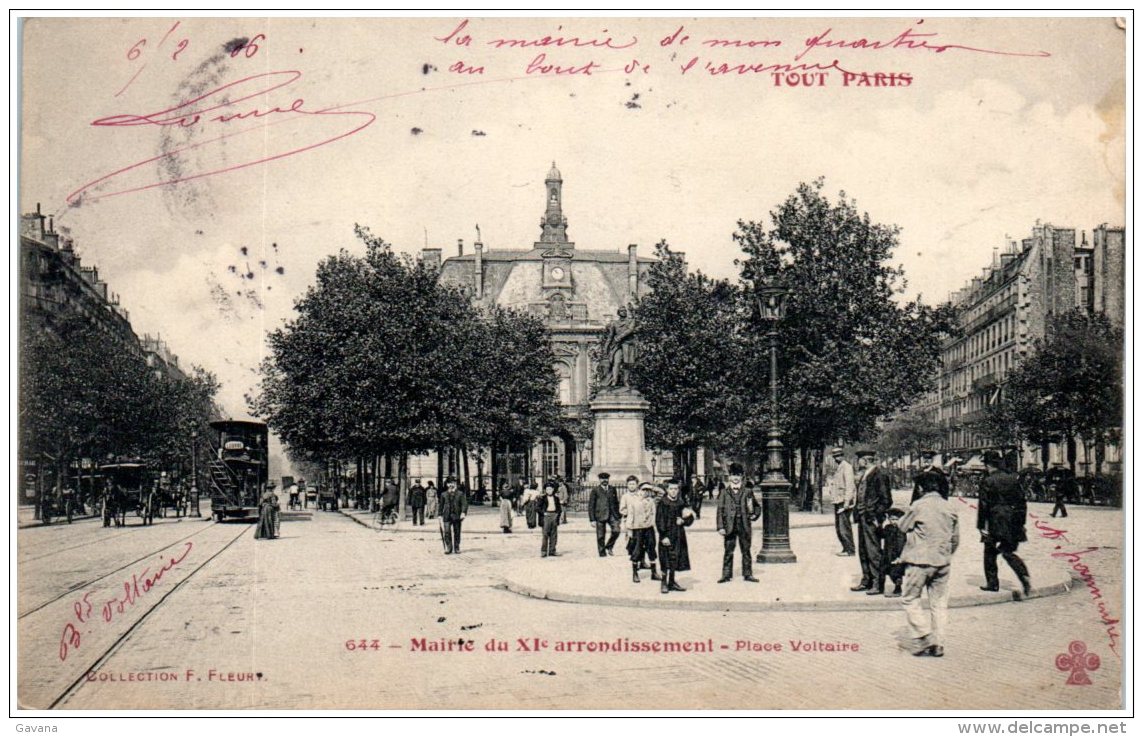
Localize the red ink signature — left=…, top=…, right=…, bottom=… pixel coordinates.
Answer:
left=954, top=498, right=1119, bottom=657
left=68, top=71, right=375, bottom=204
left=795, top=21, right=1051, bottom=62
left=58, top=542, right=193, bottom=662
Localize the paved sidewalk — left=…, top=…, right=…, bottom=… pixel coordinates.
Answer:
left=338, top=493, right=1071, bottom=613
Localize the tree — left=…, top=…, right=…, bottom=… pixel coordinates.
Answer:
left=876, top=407, right=945, bottom=460
left=629, top=240, right=748, bottom=484
left=251, top=225, right=562, bottom=494
left=986, top=309, right=1123, bottom=474
left=734, top=179, right=959, bottom=508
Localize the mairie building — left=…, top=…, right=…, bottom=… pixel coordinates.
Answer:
left=406, top=164, right=670, bottom=489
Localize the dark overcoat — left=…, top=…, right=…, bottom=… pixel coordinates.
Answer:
left=655, top=496, right=694, bottom=571
left=588, top=483, right=620, bottom=523
left=439, top=490, right=469, bottom=522
left=715, top=486, right=761, bottom=535
left=977, top=469, right=1028, bottom=545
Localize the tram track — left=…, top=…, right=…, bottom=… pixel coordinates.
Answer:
left=46, top=521, right=254, bottom=710
left=19, top=525, right=159, bottom=565
left=17, top=522, right=228, bottom=620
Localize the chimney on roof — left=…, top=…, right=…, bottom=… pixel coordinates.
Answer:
left=627, top=244, right=638, bottom=298
left=457, top=238, right=464, bottom=257
left=474, top=238, right=484, bottom=299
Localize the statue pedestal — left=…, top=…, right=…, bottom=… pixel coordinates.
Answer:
left=587, top=389, right=652, bottom=483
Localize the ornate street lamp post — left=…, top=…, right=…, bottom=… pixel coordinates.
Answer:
left=755, top=268, right=797, bottom=564
left=190, top=430, right=201, bottom=517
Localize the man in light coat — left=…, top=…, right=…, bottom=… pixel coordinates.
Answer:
left=827, top=447, right=856, bottom=557
left=898, top=479, right=960, bottom=657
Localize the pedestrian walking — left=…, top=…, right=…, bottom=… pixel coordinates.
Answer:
left=439, top=477, right=468, bottom=555
left=588, top=472, right=622, bottom=557
left=827, top=447, right=857, bottom=557
left=715, top=463, right=761, bottom=583
left=425, top=481, right=438, bottom=519
left=537, top=480, right=563, bottom=557
left=851, top=450, right=893, bottom=594
left=898, top=479, right=961, bottom=657
left=1047, top=464, right=1071, bottom=518
left=689, top=477, right=705, bottom=520
left=381, top=478, right=399, bottom=524
left=254, top=485, right=279, bottom=540
left=912, top=450, right=950, bottom=503
left=523, top=482, right=539, bottom=529
left=498, top=480, right=515, bottom=533
left=409, top=479, right=426, bottom=525
left=978, top=451, right=1032, bottom=595
left=625, top=481, right=661, bottom=583
left=656, top=479, right=695, bottom=594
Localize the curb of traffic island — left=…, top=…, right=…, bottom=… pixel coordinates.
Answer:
left=17, top=513, right=101, bottom=529
left=496, top=576, right=1073, bottom=613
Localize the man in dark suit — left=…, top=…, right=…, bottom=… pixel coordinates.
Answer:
left=716, top=463, right=761, bottom=583
left=912, top=449, right=950, bottom=503
left=408, top=479, right=426, bottom=526
left=438, top=476, right=468, bottom=554
left=536, top=480, right=563, bottom=557
left=588, top=472, right=621, bottom=557
left=978, top=450, right=1032, bottom=595
left=851, top=450, right=893, bottom=594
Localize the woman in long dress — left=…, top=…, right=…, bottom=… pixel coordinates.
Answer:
left=498, top=481, right=514, bottom=533
left=255, top=488, right=278, bottom=540
left=425, top=481, right=438, bottom=519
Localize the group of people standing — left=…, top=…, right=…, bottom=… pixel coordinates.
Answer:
left=826, top=445, right=1032, bottom=658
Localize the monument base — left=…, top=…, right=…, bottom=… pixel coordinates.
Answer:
left=587, top=388, right=652, bottom=483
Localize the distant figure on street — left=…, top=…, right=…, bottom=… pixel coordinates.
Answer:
left=656, top=479, right=695, bottom=594
left=716, top=463, right=761, bottom=584
left=851, top=450, right=893, bottom=595
left=439, top=477, right=468, bottom=554
left=424, top=481, right=438, bottom=519
left=381, top=478, right=399, bottom=524
left=912, top=450, right=950, bottom=503
left=588, top=472, right=621, bottom=557
left=827, top=447, right=857, bottom=557
left=1047, top=464, right=1072, bottom=518
left=689, top=477, right=705, bottom=520
left=409, top=479, right=427, bottom=526
left=537, top=480, right=563, bottom=557
left=978, top=451, right=1032, bottom=595
left=624, top=481, right=661, bottom=583
left=898, top=477, right=960, bottom=657
left=498, top=480, right=515, bottom=533
left=254, top=486, right=279, bottom=540
left=522, top=483, right=539, bottom=529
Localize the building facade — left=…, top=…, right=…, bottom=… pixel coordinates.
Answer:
left=408, top=164, right=665, bottom=488
left=923, top=221, right=1125, bottom=474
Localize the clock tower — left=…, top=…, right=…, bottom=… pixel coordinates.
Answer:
left=539, top=162, right=570, bottom=247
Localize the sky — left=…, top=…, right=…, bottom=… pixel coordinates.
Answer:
left=15, top=14, right=1127, bottom=473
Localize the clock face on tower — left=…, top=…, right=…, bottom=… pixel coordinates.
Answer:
left=550, top=266, right=565, bottom=281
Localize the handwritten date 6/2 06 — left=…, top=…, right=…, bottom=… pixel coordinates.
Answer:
left=345, top=639, right=382, bottom=651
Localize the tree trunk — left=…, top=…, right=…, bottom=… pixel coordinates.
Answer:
left=436, top=447, right=445, bottom=492
left=461, top=445, right=471, bottom=497
left=1095, top=435, right=1105, bottom=477
left=1066, top=434, right=1077, bottom=475
left=398, top=453, right=408, bottom=517
left=1040, top=441, right=1050, bottom=471
left=814, top=446, right=825, bottom=514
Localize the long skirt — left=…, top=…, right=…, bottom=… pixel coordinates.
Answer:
left=426, top=494, right=438, bottom=518
left=254, top=505, right=275, bottom=539
left=499, top=498, right=514, bottom=530
left=525, top=500, right=537, bottom=529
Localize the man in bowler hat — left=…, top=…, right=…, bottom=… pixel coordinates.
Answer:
left=588, top=472, right=622, bottom=557
left=439, top=476, right=468, bottom=554
left=716, top=463, right=761, bottom=583
left=851, top=450, right=893, bottom=594
left=977, top=450, right=1032, bottom=595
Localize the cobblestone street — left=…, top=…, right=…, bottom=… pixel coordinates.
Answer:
left=17, top=496, right=1124, bottom=711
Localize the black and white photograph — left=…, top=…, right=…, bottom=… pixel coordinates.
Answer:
left=11, top=13, right=1130, bottom=719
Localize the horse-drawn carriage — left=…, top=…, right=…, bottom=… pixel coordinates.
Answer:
left=100, top=463, right=156, bottom=527
left=153, top=479, right=190, bottom=518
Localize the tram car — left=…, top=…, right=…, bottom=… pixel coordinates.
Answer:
left=99, top=463, right=156, bottom=527
left=208, top=419, right=270, bottom=522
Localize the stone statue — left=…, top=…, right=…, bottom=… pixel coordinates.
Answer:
left=597, top=306, right=638, bottom=389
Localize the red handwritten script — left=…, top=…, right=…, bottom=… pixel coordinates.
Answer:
left=58, top=542, right=193, bottom=662
left=954, top=498, right=1120, bottom=658
left=68, top=71, right=375, bottom=204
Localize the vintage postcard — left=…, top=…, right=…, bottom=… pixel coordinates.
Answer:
left=13, top=14, right=1129, bottom=715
